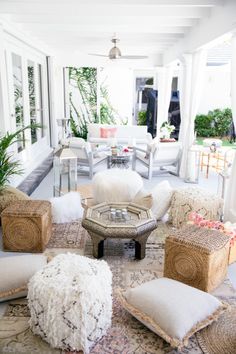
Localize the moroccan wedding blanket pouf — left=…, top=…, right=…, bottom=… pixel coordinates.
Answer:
left=28, top=253, right=112, bottom=353
left=164, top=225, right=230, bottom=292
left=1, top=200, right=52, bottom=252
left=169, top=187, right=223, bottom=228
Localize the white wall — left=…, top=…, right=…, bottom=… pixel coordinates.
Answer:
left=197, top=65, right=231, bottom=114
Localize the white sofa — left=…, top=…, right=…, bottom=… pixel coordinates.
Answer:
left=87, top=123, right=152, bottom=146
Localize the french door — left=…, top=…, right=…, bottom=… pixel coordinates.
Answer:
left=6, top=41, right=49, bottom=158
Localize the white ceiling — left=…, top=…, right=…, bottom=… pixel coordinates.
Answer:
left=0, top=0, right=224, bottom=62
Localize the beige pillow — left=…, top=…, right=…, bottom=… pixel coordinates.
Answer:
left=0, top=186, right=30, bottom=216
left=133, top=189, right=153, bottom=209
left=118, top=278, right=228, bottom=349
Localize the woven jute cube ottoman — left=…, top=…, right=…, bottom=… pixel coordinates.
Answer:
left=169, top=187, right=223, bottom=228
left=28, top=254, right=112, bottom=353
left=164, top=225, right=230, bottom=292
left=1, top=200, right=52, bottom=252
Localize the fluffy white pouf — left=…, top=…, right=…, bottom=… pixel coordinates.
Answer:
left=28, top=253, right=112, bottom=353
left=92, top=169, right=143, bottom=203
left=50, top=192, right=84, bottom=223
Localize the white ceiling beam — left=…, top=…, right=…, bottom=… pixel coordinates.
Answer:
left=0, top=0, right=221, bottom=6
left=10, top=15, right=198, bottom=27
left=0, top=3, right=210, bottom=18
left=163, top=0, right=236, bottom=64
left=24, top=24, right=188, bottom=34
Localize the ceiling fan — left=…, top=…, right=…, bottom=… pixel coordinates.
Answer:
left=89, top=37, right=148, bottom=60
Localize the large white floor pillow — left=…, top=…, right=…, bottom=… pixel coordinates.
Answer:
left=0, top=254, right=47, bottom=302
left=92, top=169, right=143, bottom=204
left=50, top=192, right=84, bottom=223
left=118, top=278, right=227, bottom=349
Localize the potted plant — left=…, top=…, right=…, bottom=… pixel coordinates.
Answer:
left=160, top=122, right=175, bottom=141
left=0, top=124, right=41, bottom=213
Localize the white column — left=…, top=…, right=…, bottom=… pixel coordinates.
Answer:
left=0, top=24, right=11, bottom=133
left=179, top=49, right=207, bottom=180
left=231, top=31, right=236, bottom=130
left=223, top=31, right=236, bottom=222
left=156, top=66, right=173, bottom=140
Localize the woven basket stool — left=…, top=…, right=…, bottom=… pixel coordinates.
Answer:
left=1, top=200, right=52, bottom=252
left=169, top=187, right=223, bottom=228
left=164, top=225, right=230, bottom=292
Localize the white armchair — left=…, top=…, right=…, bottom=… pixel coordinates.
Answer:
left=68, top=138, right=107, bottom=179
left=132, top=141, right=182, bottom=180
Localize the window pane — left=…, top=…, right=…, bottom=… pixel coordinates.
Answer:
left=27, top=60, right=37, bottom=144
left=38, top=63, right=44, bottom=137
left=12, top=53, right=25, bottom=152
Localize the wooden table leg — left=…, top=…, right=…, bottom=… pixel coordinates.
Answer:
left=134, top=233, right=150, bottom=260
left=89, top=232, right=105, bottom=258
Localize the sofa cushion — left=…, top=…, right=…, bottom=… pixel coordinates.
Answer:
left=100, top=127, right=117, bottom=138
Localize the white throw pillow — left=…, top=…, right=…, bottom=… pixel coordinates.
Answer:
left=92, top=169, right=143, bottom=204
left=50, top=192, right=84, bottom=223
left=118, top=277, right=227, bottom=349
left=151, top=180, right=173, bottom=220
left=0, top=254, right=47, bottom=302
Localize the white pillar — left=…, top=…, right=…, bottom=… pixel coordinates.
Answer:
left=156, top=66, right=173, bottom=140
left=0, top=24, right=11, bottom=133
left=231, top=31, right=236, bottom=130
left=224, top=31, right=236, bottom=222
left=178, top=54, right=193, bottom=144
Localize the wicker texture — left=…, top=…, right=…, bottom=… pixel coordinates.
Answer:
left=169, top=187, right=223, bottom=228
left=164, top=225, right=230, bottom=292
left=1, top=200, right=52, bottom=252
left=197, top=306, right=236, bottom=354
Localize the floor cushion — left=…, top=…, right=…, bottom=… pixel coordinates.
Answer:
left=0, top=186, right=30, bottom=216
left=0, top=254, right=47, bottom=302
left=92, top=169, right=143, bottom=204
left=118, top=277, right=228, bottom=349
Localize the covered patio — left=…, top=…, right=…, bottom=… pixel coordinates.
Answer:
left=1, top=1, right=236, bottom=353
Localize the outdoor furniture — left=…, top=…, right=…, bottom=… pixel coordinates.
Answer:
left=82, top=202, right=157, bottom=259
left=1, top=200, right=52, bottom=252
left=169, top=187, right=223, bottom=228
left=53, top=147, right=77, bottom=196
left=28, top=253, right=112, bottom=353
left=69, top=137, right=107, bottom=179
left=107, top=151, right=133, bottom=169
left=132, top=141, right=182, bottom=180
left=87, top=123, right=152, bottom=146
left=164, top=224, right=230, bottom=292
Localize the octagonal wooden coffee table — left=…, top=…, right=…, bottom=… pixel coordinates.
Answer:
left=82, top=202, right=157, bottom=259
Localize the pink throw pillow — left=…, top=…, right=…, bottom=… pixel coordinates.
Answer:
left=100, top=127, right=117, bottom=138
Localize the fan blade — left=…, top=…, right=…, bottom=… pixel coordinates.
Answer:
left=88, top=53, right=109, bottom=57
left=120, top=55, right=148, bottom=59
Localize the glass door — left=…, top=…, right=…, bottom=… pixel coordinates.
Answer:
left=12, top=53, right=25, bottom=152
left=6, top=43, right=49, bottom=157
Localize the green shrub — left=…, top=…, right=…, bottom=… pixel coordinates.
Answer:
left=210, top=108, right=232, bottom=138
left=138, top=111, right=147, bottom=125
left=195, top=108, right=232, bottom=138
left=195, top=114, right=215, bottom=137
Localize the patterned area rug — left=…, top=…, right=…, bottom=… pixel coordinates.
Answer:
left=0, top=221, right=236, bottom=354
